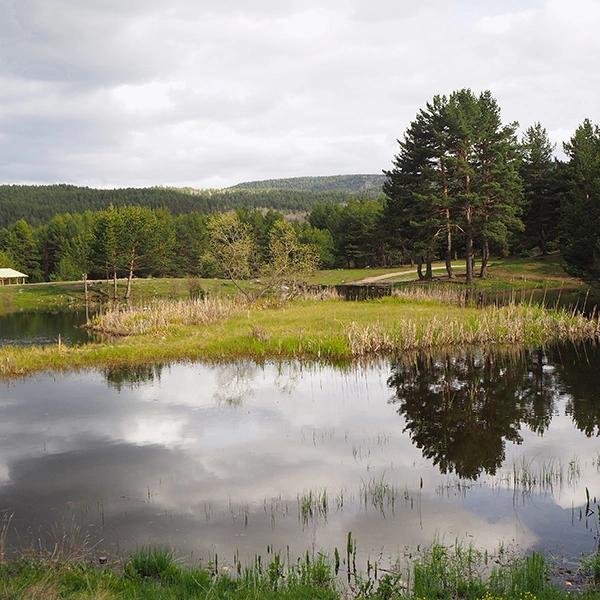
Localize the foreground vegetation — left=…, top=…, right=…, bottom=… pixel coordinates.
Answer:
left=1, top=545, right=599, bottom=599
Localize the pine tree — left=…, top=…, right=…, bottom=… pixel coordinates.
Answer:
left=383, top=95, right=452, bottom=279
left=521, top=123, right=559, bottom=254
left=560, top=119, right=600, bottom=278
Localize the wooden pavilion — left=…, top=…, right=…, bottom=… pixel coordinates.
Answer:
left=0, top=268, right=29, bottom=285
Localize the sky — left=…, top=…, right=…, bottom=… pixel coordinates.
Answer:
left=1, top=0, right=599, bottom=189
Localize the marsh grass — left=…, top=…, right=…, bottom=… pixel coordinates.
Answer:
left=346, top=303, right=600, bottom=356
left=2, top=295, right=600, bottom=378
left=90, top=296, right=245, bottom=336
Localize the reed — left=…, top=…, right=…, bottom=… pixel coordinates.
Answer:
left=90, top=296, right=244, bottom=336
left=346, top=302, right=600, bottom=356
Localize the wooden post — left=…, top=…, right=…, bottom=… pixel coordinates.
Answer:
left=83, top=273, right=90, bottom=324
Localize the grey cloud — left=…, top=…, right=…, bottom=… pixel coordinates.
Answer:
left=0, top=0, right=598, bottom=187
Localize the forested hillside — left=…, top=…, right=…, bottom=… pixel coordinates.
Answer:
left=229, top=174, right=386, bottom=194
left=0, top=184, right=358, bottom=227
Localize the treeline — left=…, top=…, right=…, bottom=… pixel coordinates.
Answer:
left=0, top=184, right=361, bottom=228
left=0, top=206, right=334, bottom=284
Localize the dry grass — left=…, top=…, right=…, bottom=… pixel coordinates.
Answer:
left=346, top=303, right=600, bottom=356
left=90, top=296, right=245, bottom=336
left=392, top=284, right=469, bottom=305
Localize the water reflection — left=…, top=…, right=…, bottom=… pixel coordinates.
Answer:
left=387, top=349, right=559, bottom=479
left=0, top=310, right=92, bottom=346
left=103, top=364, right=164, bottom=390
left=0, top=344, right=598, bottom=564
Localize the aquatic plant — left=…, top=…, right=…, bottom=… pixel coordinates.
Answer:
left=1, top=542, right=597, bottom=599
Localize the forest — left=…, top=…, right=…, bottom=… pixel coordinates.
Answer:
left=0, top=184, right=363, bottom=228
left=1, top=89, right=599, bottom=284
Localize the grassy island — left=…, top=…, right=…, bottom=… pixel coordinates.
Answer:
left=1, top=289, right=599, bottom=378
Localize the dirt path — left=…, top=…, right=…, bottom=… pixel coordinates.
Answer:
left=354, top=266, right=449, bottom=284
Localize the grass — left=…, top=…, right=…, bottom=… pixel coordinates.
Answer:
left=1, top=544, right=599, bottom=599
left=0, top=294, right=599, bottom=378
left=0, top=255, right=586, bottom=318
left=0, top=277, right=252, bottom=317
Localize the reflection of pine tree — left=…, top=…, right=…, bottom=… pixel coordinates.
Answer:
left=550, top=345, right=600, bottom=437
left=387, top=349, right=556, bottom=479
left=103, top=364, right=163, bottom=391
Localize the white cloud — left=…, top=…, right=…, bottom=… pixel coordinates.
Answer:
left=0, top=0, right=598, bottom=187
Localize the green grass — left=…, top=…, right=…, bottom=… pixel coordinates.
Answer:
left=0, top=278, right=251, bottom=317
left=1, top=295, right=598, bottom=378
left=1, top=545, right=598, bottom=599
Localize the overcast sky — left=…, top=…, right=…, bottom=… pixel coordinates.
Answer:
left=1, top=0, right=599, bottom=189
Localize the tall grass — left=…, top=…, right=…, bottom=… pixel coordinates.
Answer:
left=347, top=303, right=600, bottom=356
left=90, top=296, right=244, bottom=336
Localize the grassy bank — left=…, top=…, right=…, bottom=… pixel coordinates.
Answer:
left=1, top=545, right=599, bottom=599
left=1, top=294, right=598, bottom=378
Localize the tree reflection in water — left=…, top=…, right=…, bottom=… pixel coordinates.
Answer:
left=387, top=345, right=600, bottom=480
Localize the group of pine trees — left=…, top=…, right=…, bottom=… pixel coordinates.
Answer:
left=0, top=88, right=598, bottom=283
left=309, top=90, right=600, bottom=281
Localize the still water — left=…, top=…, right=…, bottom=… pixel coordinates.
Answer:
left=0, top=345, right=598, bottom=565
left=0, top=310, right=92, bottom=346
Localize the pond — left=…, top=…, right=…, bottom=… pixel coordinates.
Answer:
left=0, top=310, right=93, bottom=346
left=0, top=343, right=598, bottom=567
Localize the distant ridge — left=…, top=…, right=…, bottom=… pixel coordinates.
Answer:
left=229, top=174, right=386, bottom=194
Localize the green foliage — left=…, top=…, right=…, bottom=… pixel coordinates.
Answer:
left=307, top=199, right=384, bottom=268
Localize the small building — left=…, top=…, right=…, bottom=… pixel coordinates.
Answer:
left=0, top=268, right=29, bottom=285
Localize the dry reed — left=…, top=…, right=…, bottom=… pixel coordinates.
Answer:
left=90, top=296, right=243, bottom=336
left=346, top=303, right=600, bottom=356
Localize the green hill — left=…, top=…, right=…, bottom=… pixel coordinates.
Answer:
left=229, top=174, right=386, bottom=194
left=0, top=184, right=364, bottom=227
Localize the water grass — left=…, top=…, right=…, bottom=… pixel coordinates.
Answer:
left=1, top=543, right=599, bottom=599
left=346, top=302, right=600, bottom=356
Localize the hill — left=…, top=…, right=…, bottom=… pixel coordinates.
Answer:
left=229, top=174, right=386, bottom=194
left=0, top=184, right=365, bottom=227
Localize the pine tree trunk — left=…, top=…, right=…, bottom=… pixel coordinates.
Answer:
left=540, top=227, right=547, bottom=255
left=425, top=258, right=433, bottom=280
left=125, top=261, right=134, bottom=303
left=464, top=171, right=474, bottom=285
left=465, top=207, right=474, bottom=285
left=445, top=209, right=453, bottom=279
left=479, top=239, right=489, bottom=278
left=112, top=270, right=118, bottom=301
left=417, top=256, right=424, bottom=280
